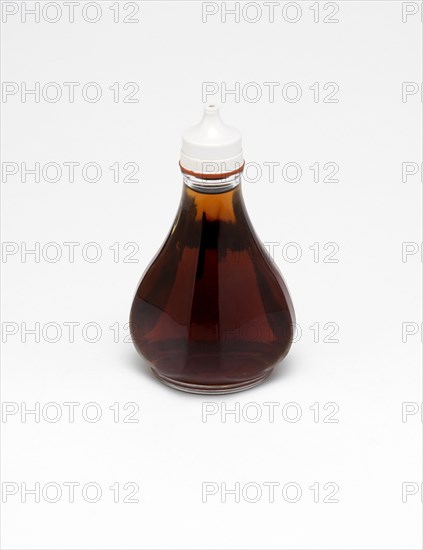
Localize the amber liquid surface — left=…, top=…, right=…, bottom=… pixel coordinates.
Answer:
left=130, top=182, right=295, bottom=393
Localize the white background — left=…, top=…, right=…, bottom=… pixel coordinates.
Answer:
left=1, top=1, right=422, bottom=549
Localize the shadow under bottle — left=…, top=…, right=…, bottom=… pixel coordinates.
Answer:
left=130, top=174, right=295, bottom=393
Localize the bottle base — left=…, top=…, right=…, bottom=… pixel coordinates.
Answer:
left=151, top=369, right=273, bottom=394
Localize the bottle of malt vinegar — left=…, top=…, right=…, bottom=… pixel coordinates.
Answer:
left=130, top=105, right=295, bottom=393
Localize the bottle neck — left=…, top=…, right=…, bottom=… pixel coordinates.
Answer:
left=181, top=173, right=244, bottom=223
left=182, top=172, right=241, bottom=194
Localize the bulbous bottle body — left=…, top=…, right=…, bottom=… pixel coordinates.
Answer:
left=130, top=175, right=295, bottom=393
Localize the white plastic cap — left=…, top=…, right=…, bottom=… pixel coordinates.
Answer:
left=180, top=104, right=244, bottom=177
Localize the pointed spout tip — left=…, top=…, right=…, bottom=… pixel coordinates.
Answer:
left=204, top=103, right=219, bottom=115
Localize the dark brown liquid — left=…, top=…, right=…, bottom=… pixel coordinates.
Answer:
left=130, top=183, right=295, bottom=392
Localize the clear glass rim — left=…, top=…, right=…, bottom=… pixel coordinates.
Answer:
left=183, top=173, right=241, bottom=194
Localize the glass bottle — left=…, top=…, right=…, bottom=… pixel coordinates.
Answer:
left=130, top=105, right=295, bottom=393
